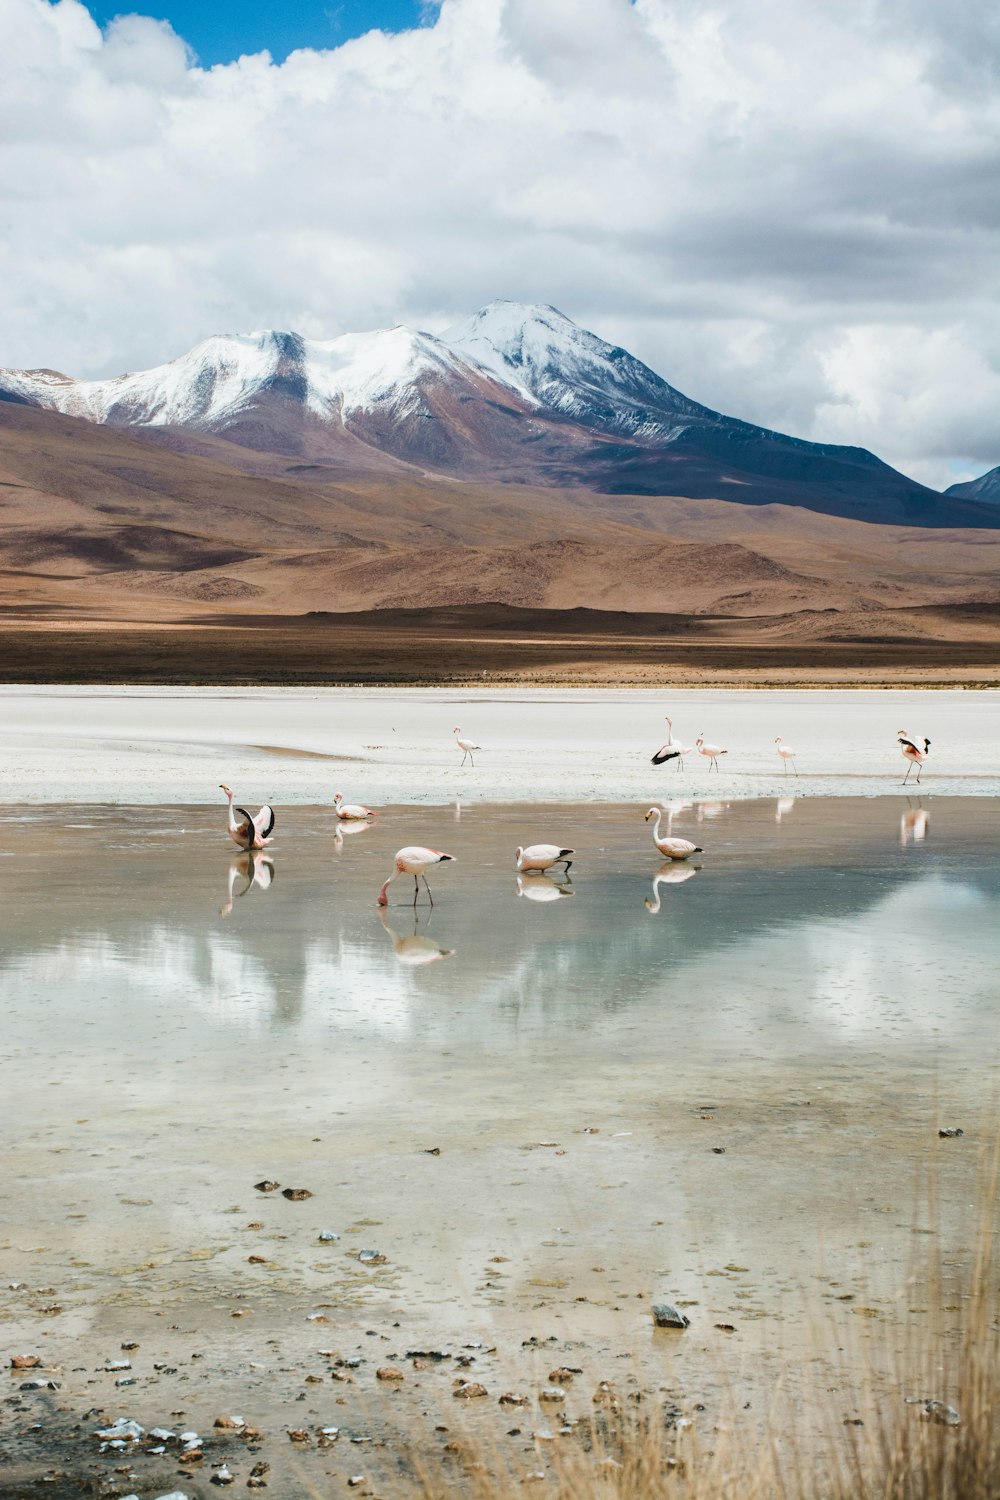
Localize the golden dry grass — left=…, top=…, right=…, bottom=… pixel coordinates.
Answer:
left=366, top=1151, right=1000, bottom=1499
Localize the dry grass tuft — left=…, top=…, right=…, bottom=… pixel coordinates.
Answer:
left=399, top=1149, right=1000, bottom=1500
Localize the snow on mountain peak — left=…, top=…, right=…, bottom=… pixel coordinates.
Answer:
left=443, top=300, right=707, bottom=436
left=1, top=302, right=709, bottom=444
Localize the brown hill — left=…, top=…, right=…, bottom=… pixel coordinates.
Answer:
left=1, top=401, right=998, bottom=668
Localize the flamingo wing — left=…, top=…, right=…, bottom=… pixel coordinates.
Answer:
left=651, top=745, right=680, bottom=765
left=253, top=805, right=276, bottom=839
left=233, top=807, right=255, bottom=844
left=898, top=736, right=918, bottom=754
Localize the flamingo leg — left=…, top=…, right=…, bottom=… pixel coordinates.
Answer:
left=413, top=875, right=420, bottom=906
left=903, top=762, right=913, bottom=784
left=422, top=874, right=435, bottom=907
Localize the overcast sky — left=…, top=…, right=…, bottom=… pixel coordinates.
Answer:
left=2, top=0, right=998, bottom=487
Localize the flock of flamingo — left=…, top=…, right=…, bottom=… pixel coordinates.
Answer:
left=218, top=721, right=933, bottom=912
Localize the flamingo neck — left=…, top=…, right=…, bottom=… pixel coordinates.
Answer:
left=377, top=875, right=393, bottom=906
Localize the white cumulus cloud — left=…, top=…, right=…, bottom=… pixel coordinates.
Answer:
left=1, top=0, right=998, bottom=486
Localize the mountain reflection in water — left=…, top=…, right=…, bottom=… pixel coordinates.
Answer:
left=0, top=799, right=996, bottom=1062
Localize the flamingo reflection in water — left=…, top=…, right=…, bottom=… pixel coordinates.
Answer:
left=516, top=872, right=574, bottom=902
left=220, top=851, right=275, bottom=917
left=645, top=862, right=698, bottom=913
left=334, top=818, right=373, bottom=852
left=775, top=796, right=795, bottom=824
left=900, top=802, right=929, bottom=848
left=696, top=800, right=730, bottom=824
left=378, top=907, right=455, bottom=965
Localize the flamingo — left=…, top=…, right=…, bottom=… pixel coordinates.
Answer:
left=645, top=862, right=698, bottom=911
left=644, top=807, right=702, bottom=860
left=695, top=736, right=727, bottom=772
left=220, top=784, right=274, bottom=849
left=453, top=726, right=481, bottom=767
left=378, top=846, right=454, bottom=907
left=898, top=731, right=931, bottom=785
left=515, top=843, right=574, bottom=874
left=516, top=873, right=574, bottom=901
left=774, top=737, right=798, bottom=775
left=220, top=851, right=275, bottom=917
left=378, top=908, right=454, bottom=964
left=334, top=792, right=376, bottom=821
left=651, top=716, right=690, bottom=770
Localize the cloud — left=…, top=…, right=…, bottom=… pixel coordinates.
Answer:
left=1, top=0, right=998, bottom=485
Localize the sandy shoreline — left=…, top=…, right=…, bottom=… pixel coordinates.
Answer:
left=0, top=684, right=995, bottom=804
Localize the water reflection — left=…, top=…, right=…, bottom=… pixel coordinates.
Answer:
left=775, top=796, right=796, bottom=824
left=900, top=802, right=929, bottom=847
left=334, top=819, right=372, bottom=851
left=656, top=799, right=693, bottom=828
left=696, top=800, right=730, bottom=823
left=378, top=907, right=455, bottom=965
left=219, top=851, right=275, bottom=917
left=0, top=801, right=997, bottom=1059
left=516, top=872, right=574, bottom=902
left=644, top=861, right=699, bottom=912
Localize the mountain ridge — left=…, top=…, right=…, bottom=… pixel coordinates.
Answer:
left=2, top=300, right=989, bottom=529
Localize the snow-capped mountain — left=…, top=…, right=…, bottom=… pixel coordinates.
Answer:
left=0, top=325, right=497, bottom=429
left=443, top=301, right=707, bottom=441
left=0, top=301, right=976, bottom=527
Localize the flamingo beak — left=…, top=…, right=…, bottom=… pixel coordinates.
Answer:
left=644, top=811, right=652, bottom=821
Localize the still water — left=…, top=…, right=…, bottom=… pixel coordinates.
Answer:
left=1, top=796, right=998, bottom=1464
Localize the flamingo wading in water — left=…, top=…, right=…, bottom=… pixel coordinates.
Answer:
left=644, top=807, right=702, bottom=860
left=651, top=717, right=690, bottom=770
left=378, top=846, right=455, bottom=907
left=695, top=735, right=727, bottom=773
left=774, top=737, right=798, bottom=775
left=453, top=727, right=481, bottom=767
left=898, top=731, right=931, bottom=785
left=220, top=784, right=275, bottom=849
left=334, top=792, right=376, bottom=821
left=515, top=844, right=574, bottom=875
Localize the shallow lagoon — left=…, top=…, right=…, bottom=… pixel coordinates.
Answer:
left=2, top=796, right=998, bottom=1493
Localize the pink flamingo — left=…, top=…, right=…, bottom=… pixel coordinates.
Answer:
left=898, top=730, right=930, bottom=785
left=334, top=792, right=376, bottom=820
left=220, top=784, right=274, bottom=849
left=515, top=843, right=574, bottom=874
left=378, top=846, right=455, bottom=907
